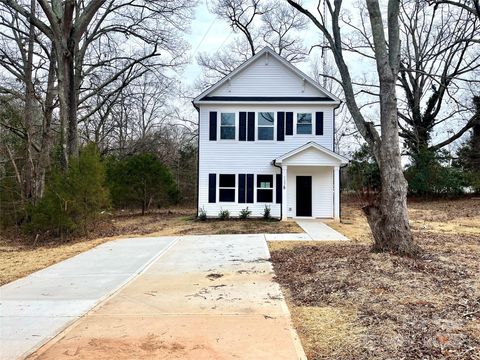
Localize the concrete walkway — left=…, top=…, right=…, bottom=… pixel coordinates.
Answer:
left=295, top=219, right=349, bottom=241
left=2, top=235, right=306, bottom=360
left=0, top=237, right=178, bottom=360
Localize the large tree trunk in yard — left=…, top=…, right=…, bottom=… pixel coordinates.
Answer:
left=287, top=0, right=421, bottom=256
left=363, top=81, right=418, bottom=255
left=22, top=0, right=37, bottom=201
left=36, top=48, right=56, bottom=199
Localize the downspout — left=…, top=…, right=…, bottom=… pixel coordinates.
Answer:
left=333, top=101, right=344, bottom=222
left=339, top=163, right=349, bottom=222
left=192, top=101, right=200, bottom=218
left=272, top=159, right=282, bottom=221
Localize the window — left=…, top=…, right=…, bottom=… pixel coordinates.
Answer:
left=220, top=113, right=235, bottom=140
left=297, top=113, right=312, bottom=134
left=258, top=112, right=274, bottom=140
left=219, top=174, right=235, bottom=202
left=256, top=175, right=273, bottom=202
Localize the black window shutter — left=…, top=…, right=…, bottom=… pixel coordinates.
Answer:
left=239, top=112, right=247, bottom=141
left=238, top=174, right=246, bottom=203
left=209, top=112, right=217, bottom=141
left=247, top=112, right=255, bottom=141
left=276, top=174, right=282, bottom=204
left=208, top=173, right=216, bottom=203
left=315, top=112, right=324, bottom=135
left=286, top=112, right=293, bottom=135
left=246, top=174, right=254, bottom=203
left=277, top=112, right=285, bottom=141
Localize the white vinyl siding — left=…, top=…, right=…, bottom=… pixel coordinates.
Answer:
left=198, top=104, right=336, bottom=218
left=209, top=54, right=326, bottom=97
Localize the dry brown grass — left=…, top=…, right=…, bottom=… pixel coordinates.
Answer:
left=270, top=197, right=480, bottom=360
left=0, top=209, right=301, bottom=285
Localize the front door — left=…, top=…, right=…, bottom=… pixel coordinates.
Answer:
left=296, top=176, right=312, bottom=217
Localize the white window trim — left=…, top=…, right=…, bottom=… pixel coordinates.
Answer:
left=295, top=112, right=314, bottom=136
left=257, top=111, right=276, bottom=141
left=218, top=173, right=236, bottom=203
left=218, top=112, right=237, bottom=141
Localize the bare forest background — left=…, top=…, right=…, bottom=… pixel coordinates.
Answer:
left=0, top=0, right=479, bottom=245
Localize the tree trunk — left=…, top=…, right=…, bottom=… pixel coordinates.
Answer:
left=55, top=38, right=78, bottom=165
left=363, top=77, right=419, bottom=256
left=23, top=0, right=37, bottom=202
left=36, top=48, right=56, bottom=199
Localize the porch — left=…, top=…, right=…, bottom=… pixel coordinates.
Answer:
left=274, top=142, right=349, bottom=221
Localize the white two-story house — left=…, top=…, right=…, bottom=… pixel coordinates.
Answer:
left=193, top=47, right=348, bottom=220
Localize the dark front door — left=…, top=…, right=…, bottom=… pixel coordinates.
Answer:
left=296, top=176, right=312, bottom=217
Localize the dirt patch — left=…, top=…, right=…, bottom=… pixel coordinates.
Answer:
left=32, top=333, right=219, bottom=360
left=0, top=209, right=301, bottom=285
left=270, top=198, right=480, bottom=359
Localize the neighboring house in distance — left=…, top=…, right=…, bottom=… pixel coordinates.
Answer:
left=193, top=47, right=348, bottom=220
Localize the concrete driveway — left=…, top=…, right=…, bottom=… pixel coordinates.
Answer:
left=1, top=234, right=306, bottom=359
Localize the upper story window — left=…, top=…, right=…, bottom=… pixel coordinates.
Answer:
left=258, top=112, right=274, bottom=140
left=256, top=175, right=273, bottom=202
left=220, top=113, right=235, bottom=140
left=219, top=174, right=235, bottom=202
left=297, top=113, right=312, bottom=134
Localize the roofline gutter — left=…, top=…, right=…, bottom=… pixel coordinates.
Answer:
left=272, top=159, right=283, bottom=221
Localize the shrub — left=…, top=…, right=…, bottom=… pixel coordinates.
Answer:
left=28, top=143, right=110, bottom=238
left=105, top=153, right=179, bottom=214
left=263, top=205, right=271, bottom=220
left=218, top=209, right=230, bottom=220
left=405, top=148, right=466, bottom=197
left=345, top=144, right=380, bottom=193
left=198, top=207, right=207, bottom=221
left=239, top=207, right=252, bottom=219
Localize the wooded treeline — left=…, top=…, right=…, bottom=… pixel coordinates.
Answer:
left=0, top=0, right=197, bottom=236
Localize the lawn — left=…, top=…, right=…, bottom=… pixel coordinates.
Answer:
left=0, top=209, right=301, bottom=285
left=269, top=197, right=480, bottom=360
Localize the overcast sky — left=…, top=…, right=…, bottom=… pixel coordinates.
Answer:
left=182, top=2, right=233, bottom=84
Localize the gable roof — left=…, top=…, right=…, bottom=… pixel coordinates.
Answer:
left=193, top=47, right=341, bottom=105
left=274, top=141, right=349, bottom=165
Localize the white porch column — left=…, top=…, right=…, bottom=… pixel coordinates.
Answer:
left=334, top=166, right=340, bottom=220
left=281, top=165, right=288, bottom=220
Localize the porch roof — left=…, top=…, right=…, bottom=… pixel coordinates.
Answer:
left=274, top=142, right=349, bottom=166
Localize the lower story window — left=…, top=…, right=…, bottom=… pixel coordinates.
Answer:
left=256, top=175, right=273, bottom=202
left=219, top=174, right=235, bottom=202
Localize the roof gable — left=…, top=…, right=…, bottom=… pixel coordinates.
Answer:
left=194, top=47, right=340, bottom=104
left=275, top=142, right=349, bottom=165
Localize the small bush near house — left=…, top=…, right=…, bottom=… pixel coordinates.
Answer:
left=198, top=207, right=207, bottom=221
left=28, top=143, right=110, bottom=239
left=218, top=209, right=230, bottom=220
left=263, top=205, right=272, bottom=220
left=239, top=207, right=252, bottom=219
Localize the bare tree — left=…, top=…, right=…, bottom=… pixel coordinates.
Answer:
left=0, top=2, right=57, bottom=203
left=260, top=1, right=308, bottom=62
left=398, top=0, right=480, bottom=155
left=287, top=0, right=419, bottom=255
left=431, top=0, right=480, bottom=19
left=198, top=0, right=308, bottom=86
left=210, top=0, right=263, bottom=56
left=0, top=0, right=194, bottom=163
